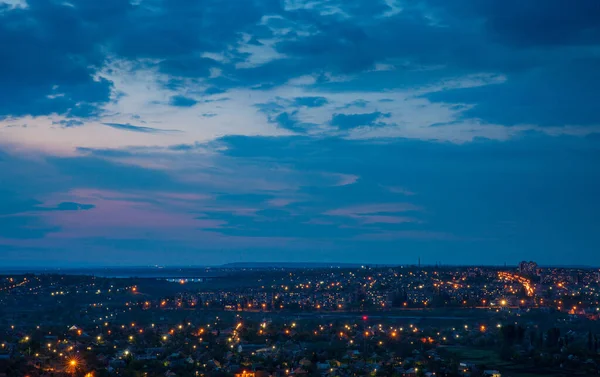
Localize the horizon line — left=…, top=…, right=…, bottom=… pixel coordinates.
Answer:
left=0, top=261, right=597, bottom=271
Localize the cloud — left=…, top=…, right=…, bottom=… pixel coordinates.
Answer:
left=0, top=0, right=281, bottom=119
left=331, top=112, right=390, bottom=129
left=40, top=202, right=96, bottom=211
left=331, top=173, right=359, bottom=186
left=424, top=0, right=600, bottom=48
left=266, top=198, right=298, bottom=207
left=0, top=0, right=114, bottom=118
left=158, top=56, right=219, bottom=79
left=101, top=123, right=181, bottom=134
left=327, top=203, right=421, bottom=215
left=2, top=0, right=599, bottom=134
left=53, top=119, right=85, bottom=128
left=2, top=131, right=600, bottom=264
left=382, top=186, right=416, bottom=196
left=425, top=57, right=600, bottom=126
left=1, top=0, right=600, bottom=265
left=0, top=0, right=27, bottom=10
left=169, top=95, right=198, bottom=107
left=273, top=112, right=305, bottom=133
left=293, top=96, right=329, bottom=107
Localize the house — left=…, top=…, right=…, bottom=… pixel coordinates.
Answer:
left=291, top=367, right=307, bottom=375
left=483, top=371, right=501, bottom=377
left=136, top=353, right=158, bottom=361
left=459, top=361, right=477, bottom=375
left=298, top=358, right=312, bottom=367
left=329, top=359, right=342, bottom=367
left=109, top=358, right=126, bottom=368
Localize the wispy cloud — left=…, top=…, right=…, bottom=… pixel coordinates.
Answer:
left=101, top=123, right=181, bottom=134
left=381, top=185, right=416, bottom=196
left=266, top=198, right=298, bottom=207
left=331, top=173, right=360, bottom=186
left=325, top=203, right=421, bottom=217
left=324, top=203, right=422, bottom=224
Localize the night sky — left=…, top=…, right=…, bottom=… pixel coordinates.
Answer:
left=1, top=0, right=599, bottom=267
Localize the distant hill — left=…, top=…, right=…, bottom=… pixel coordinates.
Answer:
left=219, top=262, right=366, bottom=269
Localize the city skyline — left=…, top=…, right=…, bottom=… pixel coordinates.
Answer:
left=1, top=0, right=600, bottom=266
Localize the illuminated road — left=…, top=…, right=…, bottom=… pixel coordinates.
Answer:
left=498, top=272, right=534, bottom=297
left=0, top=277, right=29, bottom=292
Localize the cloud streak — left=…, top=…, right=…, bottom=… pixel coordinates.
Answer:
left=101, top=123, right=181, bottom=134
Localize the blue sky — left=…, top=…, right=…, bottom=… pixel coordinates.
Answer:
left=1, top=0, right=599, bottom=266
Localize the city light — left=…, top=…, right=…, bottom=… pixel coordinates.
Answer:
left=4, top=261, right=598, bottom=376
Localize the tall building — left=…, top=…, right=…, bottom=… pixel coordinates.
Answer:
left=518, top=261, right=538, bottom=275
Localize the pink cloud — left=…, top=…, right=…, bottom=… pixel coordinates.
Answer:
left=21, top=188, right=278, bottom=242
left=67, top=188, right=145, bottom=201
left=23, top=188, right=225, bottom=240
left=266, top=198, right=297, bottom=207
left=157, top=192, right=212, bottom=201
left=66, top=188, right=211, bottom=203
left=39, top=199, right=225, bottom=239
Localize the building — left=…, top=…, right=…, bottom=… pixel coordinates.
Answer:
left=483, top=370, right=501, bottom=377
left=518, top=261, right=538, bottom=275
